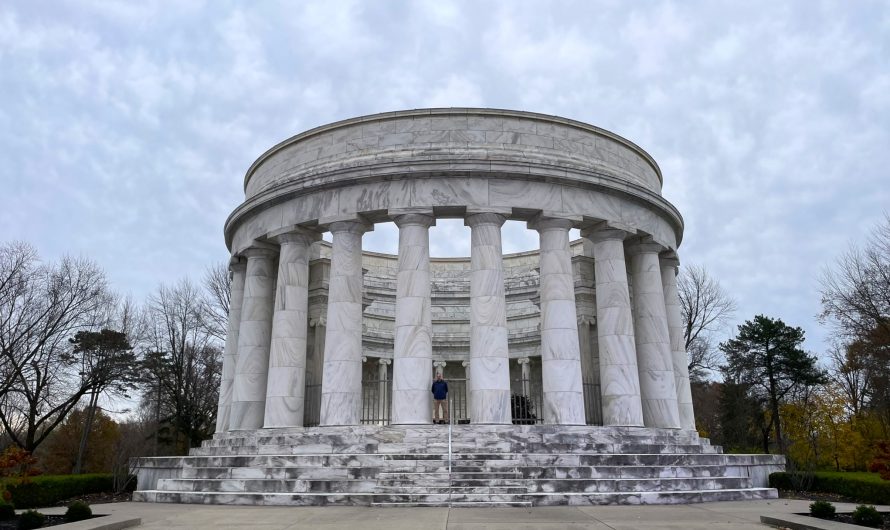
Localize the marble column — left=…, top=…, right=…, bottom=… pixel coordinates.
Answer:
left=582, top=226, right=644, bottom=427
left=533, top=217, right=585, bottom=425
left=216, top=259, right=246, bottom=433
left=517, top=357, right=531, bottom=397
left=378, top=358, right=391, bottom=423
left=465, top=212, right=511, bottom=424
left=433, top=361, right=446, bottom=378
left=320, top=220, right=370, bottom=426
left=263, top=231, right=316, bottom=428
left=391, top=213, right=435, bottom=425
left=661, top=255, right=696, bottom=430
left=627, top=240, right=680, bottom=429
left=230, top=247, right=278, bottom=430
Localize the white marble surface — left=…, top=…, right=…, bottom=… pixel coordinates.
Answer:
left=263, top=232, right=315, bottom=428
left=661, top=257, right=696, bottom=430
left=628, top=242, right=680, bottom=429
left=216, top=261, right=246, bottom=433
left=391, top=214, right=434, bottom=425
left=535, top=218, right=585, bottom=425
left=466, top=213, right=511, bottom=424
left=585, top=228, right=644, bottom=427
left=320, top=221, right=369, bottom=426
left=230, top=248, right=277, bottom=430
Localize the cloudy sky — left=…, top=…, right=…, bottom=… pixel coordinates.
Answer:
left=1, top=1, right=888, bottom=356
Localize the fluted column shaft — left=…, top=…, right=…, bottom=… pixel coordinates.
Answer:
left=535, top=217, right=585, bottom=425
left=392, top=214, right=435, bottom=424
left=517, top=357, right=531, bottom=397
left=216, top=260, right=246, bottom=433
left=465, top=213, right=511, bottom=424
left=661, top=256, right=696, bottom=430
left=320, top=221, right=369, bottom=426
left=628, top=242, right=680, bottom=428
left=230, top=248, right=278, bottom=430
left=584, top=227, right=644, bottom=427
left=263, top=232, right=316, bottom=428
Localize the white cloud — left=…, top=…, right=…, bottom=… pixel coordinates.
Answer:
left=1, top=0, right=888, bottom=357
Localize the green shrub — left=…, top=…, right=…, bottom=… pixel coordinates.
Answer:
left=852, top=505, right=883, bottom=528
left=64, top=500, right=92, bottom=522
left=769, top=472, right=890, bottom=505
left=4, top=474, right=135, bottom=509
left=809, top=500, right=836, bottom=518
left=0, top=497, right=15, bottom=520
left=16, top=510, right=44, bottom=530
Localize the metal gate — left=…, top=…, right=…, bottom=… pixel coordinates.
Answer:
left=510, top=377, right=544, bottom=424
left=304, top=374, right=322, bottom=427
left=360, top=377, right=392, bottom=425
left=582, top=380, right=603, bottom=426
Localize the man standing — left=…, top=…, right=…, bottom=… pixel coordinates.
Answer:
left=431, top=373, right=449, bottom=424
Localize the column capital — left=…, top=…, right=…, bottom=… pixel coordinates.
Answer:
left=328, top=219, right=373, bottom=235
left=660, top=250, right=680, bottom=268
left=464, top=211, right=507, bottom=228
left=378, top=358, right=392, bottom=366
left=625, top=237, right=666, bottom=256
left=240, top=245, right=278, bottom=260
left=517, top=357, right=531, bottom=365
left=393, top=213, right=436, bottom=228
left=229, top=256, right=247, bottom=272
left=433, top=360, right=447, bottom=368
left=577, top=315, right=596, bottom=326
left=580, top=222, right=635, bottom=243
left=361, top=356, right=368, bottom=363
left=309, top=316, right=327, bottom=327
left=461, top=360, right=470, bottom=368
left=527, top=214, right=577, bottom=232
left=267, top=226, right=322, bottom=245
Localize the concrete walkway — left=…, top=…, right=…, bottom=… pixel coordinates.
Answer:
left=32, top=499, right=888, bottom=529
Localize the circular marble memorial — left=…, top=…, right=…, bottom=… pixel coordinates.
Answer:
left=132, top=109, right=786, bottom=507
left=218, top=108, right=693, bottom=433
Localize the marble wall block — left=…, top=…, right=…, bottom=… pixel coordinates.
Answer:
left=584, top=228, right=644, bottom=427
left=466, top=213, right=511, bottom=424
left=230, top=248, right=278, bottom=430
left=628, top=243, right=680, bottom=429
left=535, top=218, right=585, bottom=425
left=216, top=261, right=246, bottom=433
left=320, top=221, right=369, bottom=426
left=264, top=232, right=315, bottom=428
left=392, top=214, right=434, bottom=425
left=661, top=257, right=696, bottom=430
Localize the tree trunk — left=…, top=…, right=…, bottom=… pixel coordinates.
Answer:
left=73, top=392, right=98, bottom=474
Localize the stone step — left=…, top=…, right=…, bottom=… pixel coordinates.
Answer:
left=135, top=452, right=772, bottom=471
left=133, top=487, right=777, bottom=506
left=203, top=426, right=711, bottom=448
left=372, top=501, right=534, bottom=508
left=188, top=442, right=722, bottom=457
left=176, top=462, right=736, bottom=481
left=156, top=475, right=752, bottom=495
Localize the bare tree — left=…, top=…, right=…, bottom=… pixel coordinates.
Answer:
left=200, top=262, right=231, bottom=343
left=820, top=213, right=890, bottom=342
left=678, top=264, right=738, bottom=381
left=143, top=279, right=222, bottom=452
left=820, top=215, right=890, bottom=426
left=826, top=340, right=871, bottom=417
left=0, top=243, right=117, bottom=451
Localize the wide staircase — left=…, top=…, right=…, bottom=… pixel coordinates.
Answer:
left=132, top=425, right=783, bottom=507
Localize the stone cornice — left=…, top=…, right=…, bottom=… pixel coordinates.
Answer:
left=243, top=108, right=662, bottom=192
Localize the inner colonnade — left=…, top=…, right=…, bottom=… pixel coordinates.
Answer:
left=216, top=212, right=696, bottom=432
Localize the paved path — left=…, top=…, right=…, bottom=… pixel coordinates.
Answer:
left=35, top=499, right=880, bottom=529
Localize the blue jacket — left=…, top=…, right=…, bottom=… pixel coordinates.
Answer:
left=431, top=380, right=448, bottom=400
